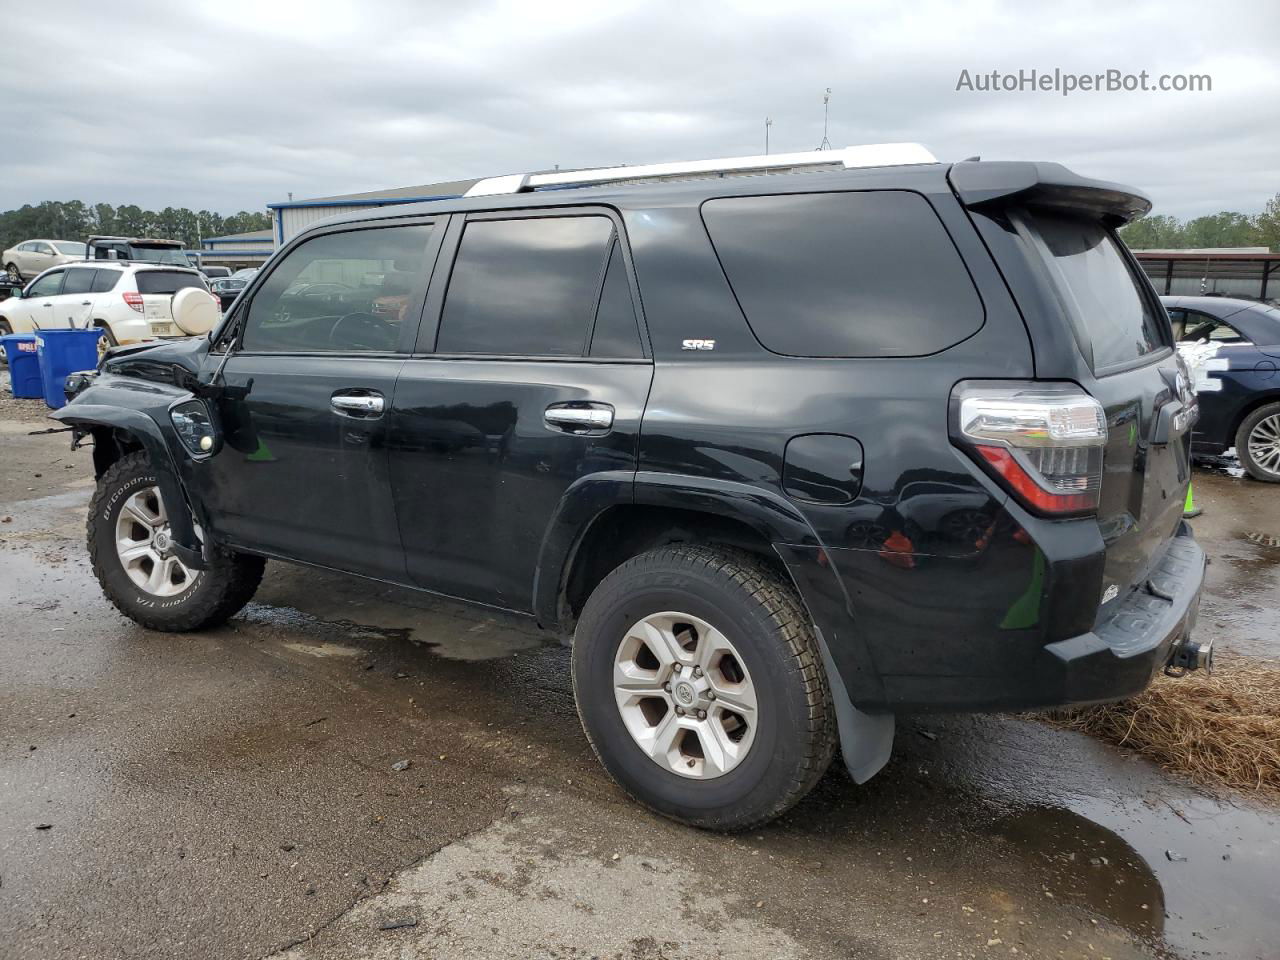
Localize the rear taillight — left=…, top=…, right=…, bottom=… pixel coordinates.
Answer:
left=951, top=381, right=1107, bottom=516
left=122, top=292, right=144, bottom=313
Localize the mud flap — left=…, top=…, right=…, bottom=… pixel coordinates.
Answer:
left=814, top=626, right=895, bottom=783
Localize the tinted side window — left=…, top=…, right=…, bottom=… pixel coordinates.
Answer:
left=27, top=271, right=64, bottom=297
left=243, top=224, right=433, bottom=353
left=1179, top=311, right=1246, bottom=343
left=91, top=270, right=121, bottom=293
left=589, top=240, right=644, bottom=358
left=436, top=216, right=614, bottom=356
left=61, top=268, right=97, bottom=295
left=702, top=191, right=984, bottom=357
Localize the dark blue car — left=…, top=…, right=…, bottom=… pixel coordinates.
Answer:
left=1163, top=295, right=1280, bottom=481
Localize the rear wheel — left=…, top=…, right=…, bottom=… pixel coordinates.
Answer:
left=1236, top=402, right=1280, bottom=483
left=88, top=452, right=265, bottom=631
left=4, top=263, right=19, bottom=283
left=573, top=545, right=836, bottom=830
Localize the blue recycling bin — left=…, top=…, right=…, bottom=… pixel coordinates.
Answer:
left=1, top=333, right=44, bottom=398
left=35, top=328, right=102, bottom=409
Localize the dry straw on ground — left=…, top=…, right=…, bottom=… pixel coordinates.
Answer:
left=1047, top=656, right=1280, bottom=800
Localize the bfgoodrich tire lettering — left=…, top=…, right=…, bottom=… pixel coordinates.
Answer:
left=572, top=545, right=836, bottom=830
left=88, top=452, right=265, bottom=631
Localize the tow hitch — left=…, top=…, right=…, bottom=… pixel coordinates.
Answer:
left=1165, top=637, right=1214, bottom=677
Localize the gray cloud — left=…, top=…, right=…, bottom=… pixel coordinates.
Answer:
left=2, top=0, right=1277, bottom=218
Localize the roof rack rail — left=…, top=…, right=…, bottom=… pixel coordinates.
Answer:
left=464, top=142, right=937, bottom=198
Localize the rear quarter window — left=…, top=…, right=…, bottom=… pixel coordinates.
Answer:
left=701, top=191, right=984, bottom=357
left=1025, top=213, right=1167, bottom=369
left=135, top=271, right=205, bottom=295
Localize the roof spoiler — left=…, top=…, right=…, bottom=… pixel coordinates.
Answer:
left=948, top=160, right=1152, bottom=224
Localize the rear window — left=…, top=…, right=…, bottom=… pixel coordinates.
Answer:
left=1027, top=213, right=1166, bottom=368
left=135, top=271, right=205, bottom=295
left=701, top=191, right=984, bottom=357
left=128, top=245, right=190, bottom=267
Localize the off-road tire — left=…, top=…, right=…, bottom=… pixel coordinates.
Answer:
left=573, top=544, right=836, bottom=830
left=88, top=452, right=265, bottom=631
left=1235, top=401, right=1280, bottom=483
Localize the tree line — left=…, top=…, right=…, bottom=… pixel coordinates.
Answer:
left=0, top=200, right=272, bottom=253
left=1119, top=192, right=1280, bottom=251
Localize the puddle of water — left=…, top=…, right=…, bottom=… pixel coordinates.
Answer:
left=281, top=641, right=365, bottom=659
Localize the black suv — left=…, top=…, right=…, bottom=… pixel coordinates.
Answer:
left=53, top=145, right=1208, bottom=830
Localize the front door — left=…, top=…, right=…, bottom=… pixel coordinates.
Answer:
left=22, top=269, right=64, bottom=330
left=389, top=209, right=654, bottom=611
left=195, top=220, right=440, bottom=579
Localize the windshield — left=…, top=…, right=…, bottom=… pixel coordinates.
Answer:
left=53, top=241, right=86, bottom=255
left=128, top=245, right=189, bottom=266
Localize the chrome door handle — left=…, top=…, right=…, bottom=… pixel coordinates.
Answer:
left=544, top=403, right=614, bottom=432
left=330, top=393, right=384, bottom=417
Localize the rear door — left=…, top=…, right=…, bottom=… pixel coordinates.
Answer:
left=56, top=267, right=99, bottom=328
left=1019, top=211, right=1190, bottom=605
left=388, top=208, right=653, bottom=611
left=197, top=220, right=440, bottom=578
left=133, top=269, right=209, bottom=336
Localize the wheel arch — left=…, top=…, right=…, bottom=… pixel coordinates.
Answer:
left=50, top=402, right=205, bottom=566
left=1230, top=390, right=1280, bottom=446
left=544, top=472, right=894, bottom=784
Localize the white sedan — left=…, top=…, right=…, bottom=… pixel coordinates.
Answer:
left=3, top=239, right=87, bottom=281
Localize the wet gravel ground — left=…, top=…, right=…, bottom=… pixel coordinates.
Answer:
left=1, top=393, right=1278, bottom=960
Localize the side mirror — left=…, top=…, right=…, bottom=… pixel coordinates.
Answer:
left=171, top=287, right=220, bottom=336
left=7, top=287, right=22, bottom=299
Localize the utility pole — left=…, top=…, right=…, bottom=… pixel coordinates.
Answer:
left=765, top=117, right=772, bottom=155
left=817, top=88, right=833, bottom=151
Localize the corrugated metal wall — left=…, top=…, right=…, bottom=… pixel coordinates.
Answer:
left=278, top=205, right=363, bottom=245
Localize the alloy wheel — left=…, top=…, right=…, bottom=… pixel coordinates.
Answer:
left=114, top=485, right=199, bottom=597
left=612, top=611, right=758, bottom=779
left=1248, top=414, right=1280, bottom=478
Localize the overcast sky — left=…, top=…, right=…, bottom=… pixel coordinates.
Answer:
left=3, top=0, right=1277, bottom=219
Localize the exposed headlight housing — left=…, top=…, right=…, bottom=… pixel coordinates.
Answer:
left=170, top=400, right=219, bottom=457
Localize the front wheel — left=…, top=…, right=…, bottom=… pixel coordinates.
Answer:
left=573, top=545, right=836, bottom=830
left=4, top=263, right=19, bottom=283
left=88, top=452, right=265, bottom=631
left=95, top=323, right=118, bottom=361
left=1236, top=402, right=1280, bottom=483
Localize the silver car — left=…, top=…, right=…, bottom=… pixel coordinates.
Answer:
left=3, top=239, right=87, bottom=281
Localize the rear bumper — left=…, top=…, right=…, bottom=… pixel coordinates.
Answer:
left=780, top=521, right=1205, bottom=714
left=1032, top=524, right=1204, bottom=707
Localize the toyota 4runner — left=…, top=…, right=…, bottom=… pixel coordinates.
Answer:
left=52, top=144, right=1209, bottom=830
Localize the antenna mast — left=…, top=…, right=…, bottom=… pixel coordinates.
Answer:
left=764, top=117, right=772, bottom=154
left=817, top=88, right=833, bottom=151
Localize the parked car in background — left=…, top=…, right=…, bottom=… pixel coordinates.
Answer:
left=0, top=262, right=216, bottom=359
left=87, top=236, right=190, bottom=267
left=231, top=267, right=260, bottom=280
left=200, top=265, right=233, bottom=280
left=3, top=239, right=88, bottom=281
left=1164, top=295, right=1280, bottom=481
left=209, top=276, right=249, bottom=310
left=52, top=146, right=1209, bottom=831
